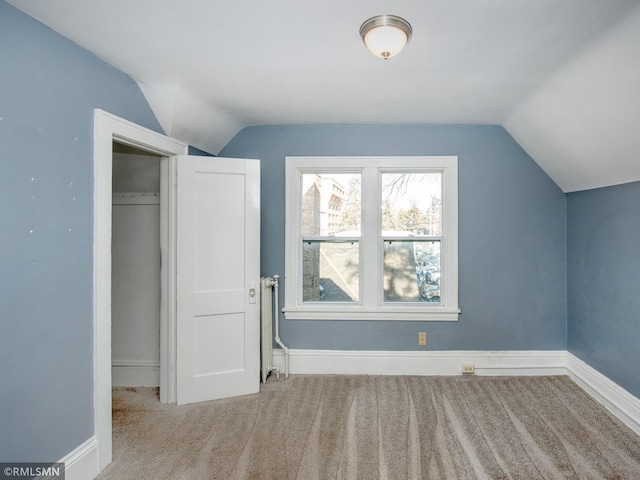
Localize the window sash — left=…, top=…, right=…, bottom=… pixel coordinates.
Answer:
left=381, top=239, right=442, bottom=304
left=301, top=238, right=360, bottom=304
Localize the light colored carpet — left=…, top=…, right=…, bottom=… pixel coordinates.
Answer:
left=99, top=375, right=640, bottom=479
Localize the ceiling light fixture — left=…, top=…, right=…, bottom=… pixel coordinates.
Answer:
left=359, top=15, right=412, bottom=60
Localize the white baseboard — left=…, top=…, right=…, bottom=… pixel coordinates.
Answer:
left=112, top=360, right=159, bottom=387
left=566, top=353, right=640, bottom=436
left=54, top=436, right=98, bottom=480
left=272, top=348, right=567, bottom=376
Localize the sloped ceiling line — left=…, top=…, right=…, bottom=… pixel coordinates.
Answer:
left=504, top=5, right=640, bottom=192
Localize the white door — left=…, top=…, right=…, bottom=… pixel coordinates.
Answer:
left=175, top=155, right=260, bottom=405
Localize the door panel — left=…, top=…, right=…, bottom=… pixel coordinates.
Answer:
left=193, top=314, right=245, bottom=375
left=176, top=155, right=260, bottom=405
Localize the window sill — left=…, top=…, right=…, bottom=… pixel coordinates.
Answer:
left=282, top=307, right=460, bottom=321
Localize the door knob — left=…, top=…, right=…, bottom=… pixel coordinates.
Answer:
left=249, top=281, right=256, bottom=304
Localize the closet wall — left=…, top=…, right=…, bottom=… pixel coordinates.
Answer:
left=111, top=144, right=161, bottom=386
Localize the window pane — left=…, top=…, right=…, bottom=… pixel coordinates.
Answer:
left=301, top=173, right=361, bottom=236
left=303, top=241, right=359, bottom=302
left=381, top=173, right=442, bottom=236
left=383, top=241, right=440, bottom=303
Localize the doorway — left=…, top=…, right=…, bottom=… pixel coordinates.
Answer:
left=93, top=109, right=188, bottom=471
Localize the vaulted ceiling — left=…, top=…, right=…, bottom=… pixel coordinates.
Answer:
left=8, top=0, right=640, bottom=192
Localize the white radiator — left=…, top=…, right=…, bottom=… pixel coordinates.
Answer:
left=260, top=276, right=289, bottom=382
left=260, top=277, right=275, bottom=382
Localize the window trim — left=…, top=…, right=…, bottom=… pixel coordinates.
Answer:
left=284, top=156, right=460, bottom=321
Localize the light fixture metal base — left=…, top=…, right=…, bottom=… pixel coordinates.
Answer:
left=360, top=14, right=412, bottom=60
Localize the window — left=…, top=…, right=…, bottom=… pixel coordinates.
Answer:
left=284, top=156, right=459, bottom=321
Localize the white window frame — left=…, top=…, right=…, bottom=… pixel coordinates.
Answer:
left=284, top=156, right=460, bottom=321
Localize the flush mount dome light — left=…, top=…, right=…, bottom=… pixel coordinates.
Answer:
left=360, top=15, right=412, bottom=60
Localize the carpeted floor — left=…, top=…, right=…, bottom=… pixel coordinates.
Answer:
left=98, top=375, right=640, bottom=479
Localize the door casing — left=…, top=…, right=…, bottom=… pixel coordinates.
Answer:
left=93, top=109, right=187, bottom=472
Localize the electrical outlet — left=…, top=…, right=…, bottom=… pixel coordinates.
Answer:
left=461, top=362, right=475, bottom=374
left=418, top=332, right=427, bottom=346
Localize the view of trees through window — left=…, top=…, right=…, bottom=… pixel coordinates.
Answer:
left=381, top=173, right=442, bottom=303
left=301, top=172, right=442, bottom=303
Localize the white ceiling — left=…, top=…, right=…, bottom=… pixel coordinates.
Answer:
left=8, top=0, right=640, bottom=192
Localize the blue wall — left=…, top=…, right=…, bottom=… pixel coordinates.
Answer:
left=188, top=145, right=215, bottom=156
left=567, top=181, right=640, bottom=399
left=0, top=1, right=162, bottom=462
left=220, top=125, right=567, bottom=351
